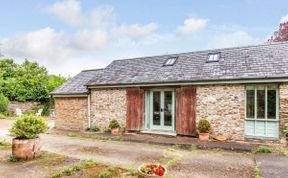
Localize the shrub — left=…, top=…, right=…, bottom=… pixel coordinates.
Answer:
left=9, top=115, right=48, bottom=139
left=0, top=138, right=11, bottom=147
left=284, top=123, right=288, bottom=141
left=0, top=93, right=9, bottom=114
left=256, top=146, right=272, bottom=153
left=67, top=133, right=77, bottom=137
left=86, top=126, right=100, bottom=132
left=109, top=119, right=120, bottom=129
left=197, top=119, right=212, bottom=133
left=99, top=170, right=110, bottom=178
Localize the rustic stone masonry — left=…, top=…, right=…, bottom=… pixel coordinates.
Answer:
left=54, top=97, right=87, bottom=131
left=8, top=101, right=40, bottom=114
left=279, top=83, right=288, bottom=140
left=90, top=88, right=127, bottom=130
left=196, top=85, right=245, bottom=141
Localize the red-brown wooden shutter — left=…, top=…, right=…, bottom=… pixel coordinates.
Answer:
left=126, top=88, right=144, bottom=131
left=176, top=86, right=197, bottom=136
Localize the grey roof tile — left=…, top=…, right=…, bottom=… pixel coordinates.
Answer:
left=88, top=42, right=288, bottom=86
left=51, top=69, right=104, bottom=95
left=53, top=42, right=288, bottom=94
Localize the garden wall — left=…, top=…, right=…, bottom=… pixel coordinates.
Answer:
left=8, top=101, right=40, bottom=114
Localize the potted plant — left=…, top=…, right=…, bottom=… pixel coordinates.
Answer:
left=109, top=119, right=120, bottom=134
left=9, top=115, right=48, bottom=160
left=138, top=163, right=166, bottom=177
left=197, top=119, right=212, bottom=142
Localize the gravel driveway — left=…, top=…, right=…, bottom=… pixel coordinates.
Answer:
left=41, top=134, right=255, bottom=178
left=0, top=119, right=257, bottom=178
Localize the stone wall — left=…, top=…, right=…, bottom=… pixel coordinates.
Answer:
left=196, top=85, right=245, bottom=141
left=90, top=88, right=126, bottom=129
left=54, top=97, right=87, bottom=131
left=8, top=101, right=40, bottom=114
left=279, top=83, right=288, bottom=141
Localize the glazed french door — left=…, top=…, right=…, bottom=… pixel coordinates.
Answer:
left=147, top=89, right=175, bottom=131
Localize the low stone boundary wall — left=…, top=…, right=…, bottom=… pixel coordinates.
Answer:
left=8, top=101, right=40, bottom=114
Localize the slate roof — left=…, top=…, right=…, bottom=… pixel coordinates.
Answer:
left=52, top=42, right=288, bottom=95
left=51, top=69, right=104, bottom=95
left=87, top=42, right=288, bottom=86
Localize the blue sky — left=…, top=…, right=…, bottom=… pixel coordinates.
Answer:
left=0, top=0, right=287, bottom=76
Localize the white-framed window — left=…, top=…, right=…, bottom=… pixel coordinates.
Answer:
left=163, top=57, right=177, bottom=66
left=207, top=53, right=220, bottom=62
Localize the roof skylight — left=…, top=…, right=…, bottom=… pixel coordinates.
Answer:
left=163, top=57, right=177, bottom=66
left=207, top=53, right=220, bottom=62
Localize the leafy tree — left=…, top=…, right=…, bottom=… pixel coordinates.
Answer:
left=0, top=93, right=9, bottom=113
left=268, top=22, right=288, bottom=42
left=47, top=75, right=67, bottom=92
left=0, top=59, right=67, bottom=103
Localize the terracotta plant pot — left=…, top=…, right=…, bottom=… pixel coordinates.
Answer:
left=111, top=128, right=119, bottom=135
left=12, top=138, right=41, bottom=160
left=199, top=133, right=209, bottom=142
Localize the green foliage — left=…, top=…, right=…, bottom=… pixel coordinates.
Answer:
left=47, top=75, right=67, bottom=92
left=67, top=132, right=77, bottom=137
left=86, top=126, right=100, bottom=132
left=256, top=146, right=272, bottom=153
left=0, top=93, right=9, bottom=113
left=109, top=119, right=120, bottom=129
left=0, top=59, right=67, bottom=103
left=8, top=156, right=20, bottom=162
left=98, top=170, right=110, bottom=178
left=197, top=119, right=212, bottom=133
left=255, top=165, right=261, bottom=178
left=0, top=138, right=11, bottom=147
left=166, top=156, right=182, bottom=167
left=9, top=115, right=48, bottom=139
left=50, top=160, right=97, bottom=178
left=284, top=123, right=288, bottom=141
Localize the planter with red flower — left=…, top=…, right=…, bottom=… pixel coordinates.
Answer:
left=109, top=119, right=120, bottom=135
left=197, top=119, right=212, bottom=142
left=138, top=164, right=166, bottom=177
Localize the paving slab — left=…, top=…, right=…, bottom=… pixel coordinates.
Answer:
left=255, top=153, right=288, bottom=178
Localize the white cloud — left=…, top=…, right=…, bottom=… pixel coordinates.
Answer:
left=280, top=14, right=288, bottom=23
left=47, top=0, right=81, bottom=26
left=71, top=29, right=108, bottom=50
left=112, top=23, right=159, bottom=41
left=177, top=18, right=208, bottom=35
left=208, top=31, right=260, bottom=49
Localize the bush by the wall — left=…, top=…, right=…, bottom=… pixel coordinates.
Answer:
left=0, top=93, right=9, bottom=114
left=9, top=115, right=48, bottom=139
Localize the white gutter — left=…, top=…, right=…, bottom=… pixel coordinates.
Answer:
left=87, top=94, right=91, bottom=128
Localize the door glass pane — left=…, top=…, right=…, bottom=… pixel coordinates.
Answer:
left=153, top=91, right=161, bottom=126
left=164, top=91, right=172, bottom=126
left=257, top=89, right=265, bottom=118
left=267, top=89, right=276, bottom=119
left=246, top=90, right=255, bottom=118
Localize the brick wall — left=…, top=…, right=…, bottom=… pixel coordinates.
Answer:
left=90, top=88, right=126, bottom=129
left=279, top=83, right=288, bottom=140
left=54, top=97, right=87, bottom=131
left=196, top=85, right=245, bottom=141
